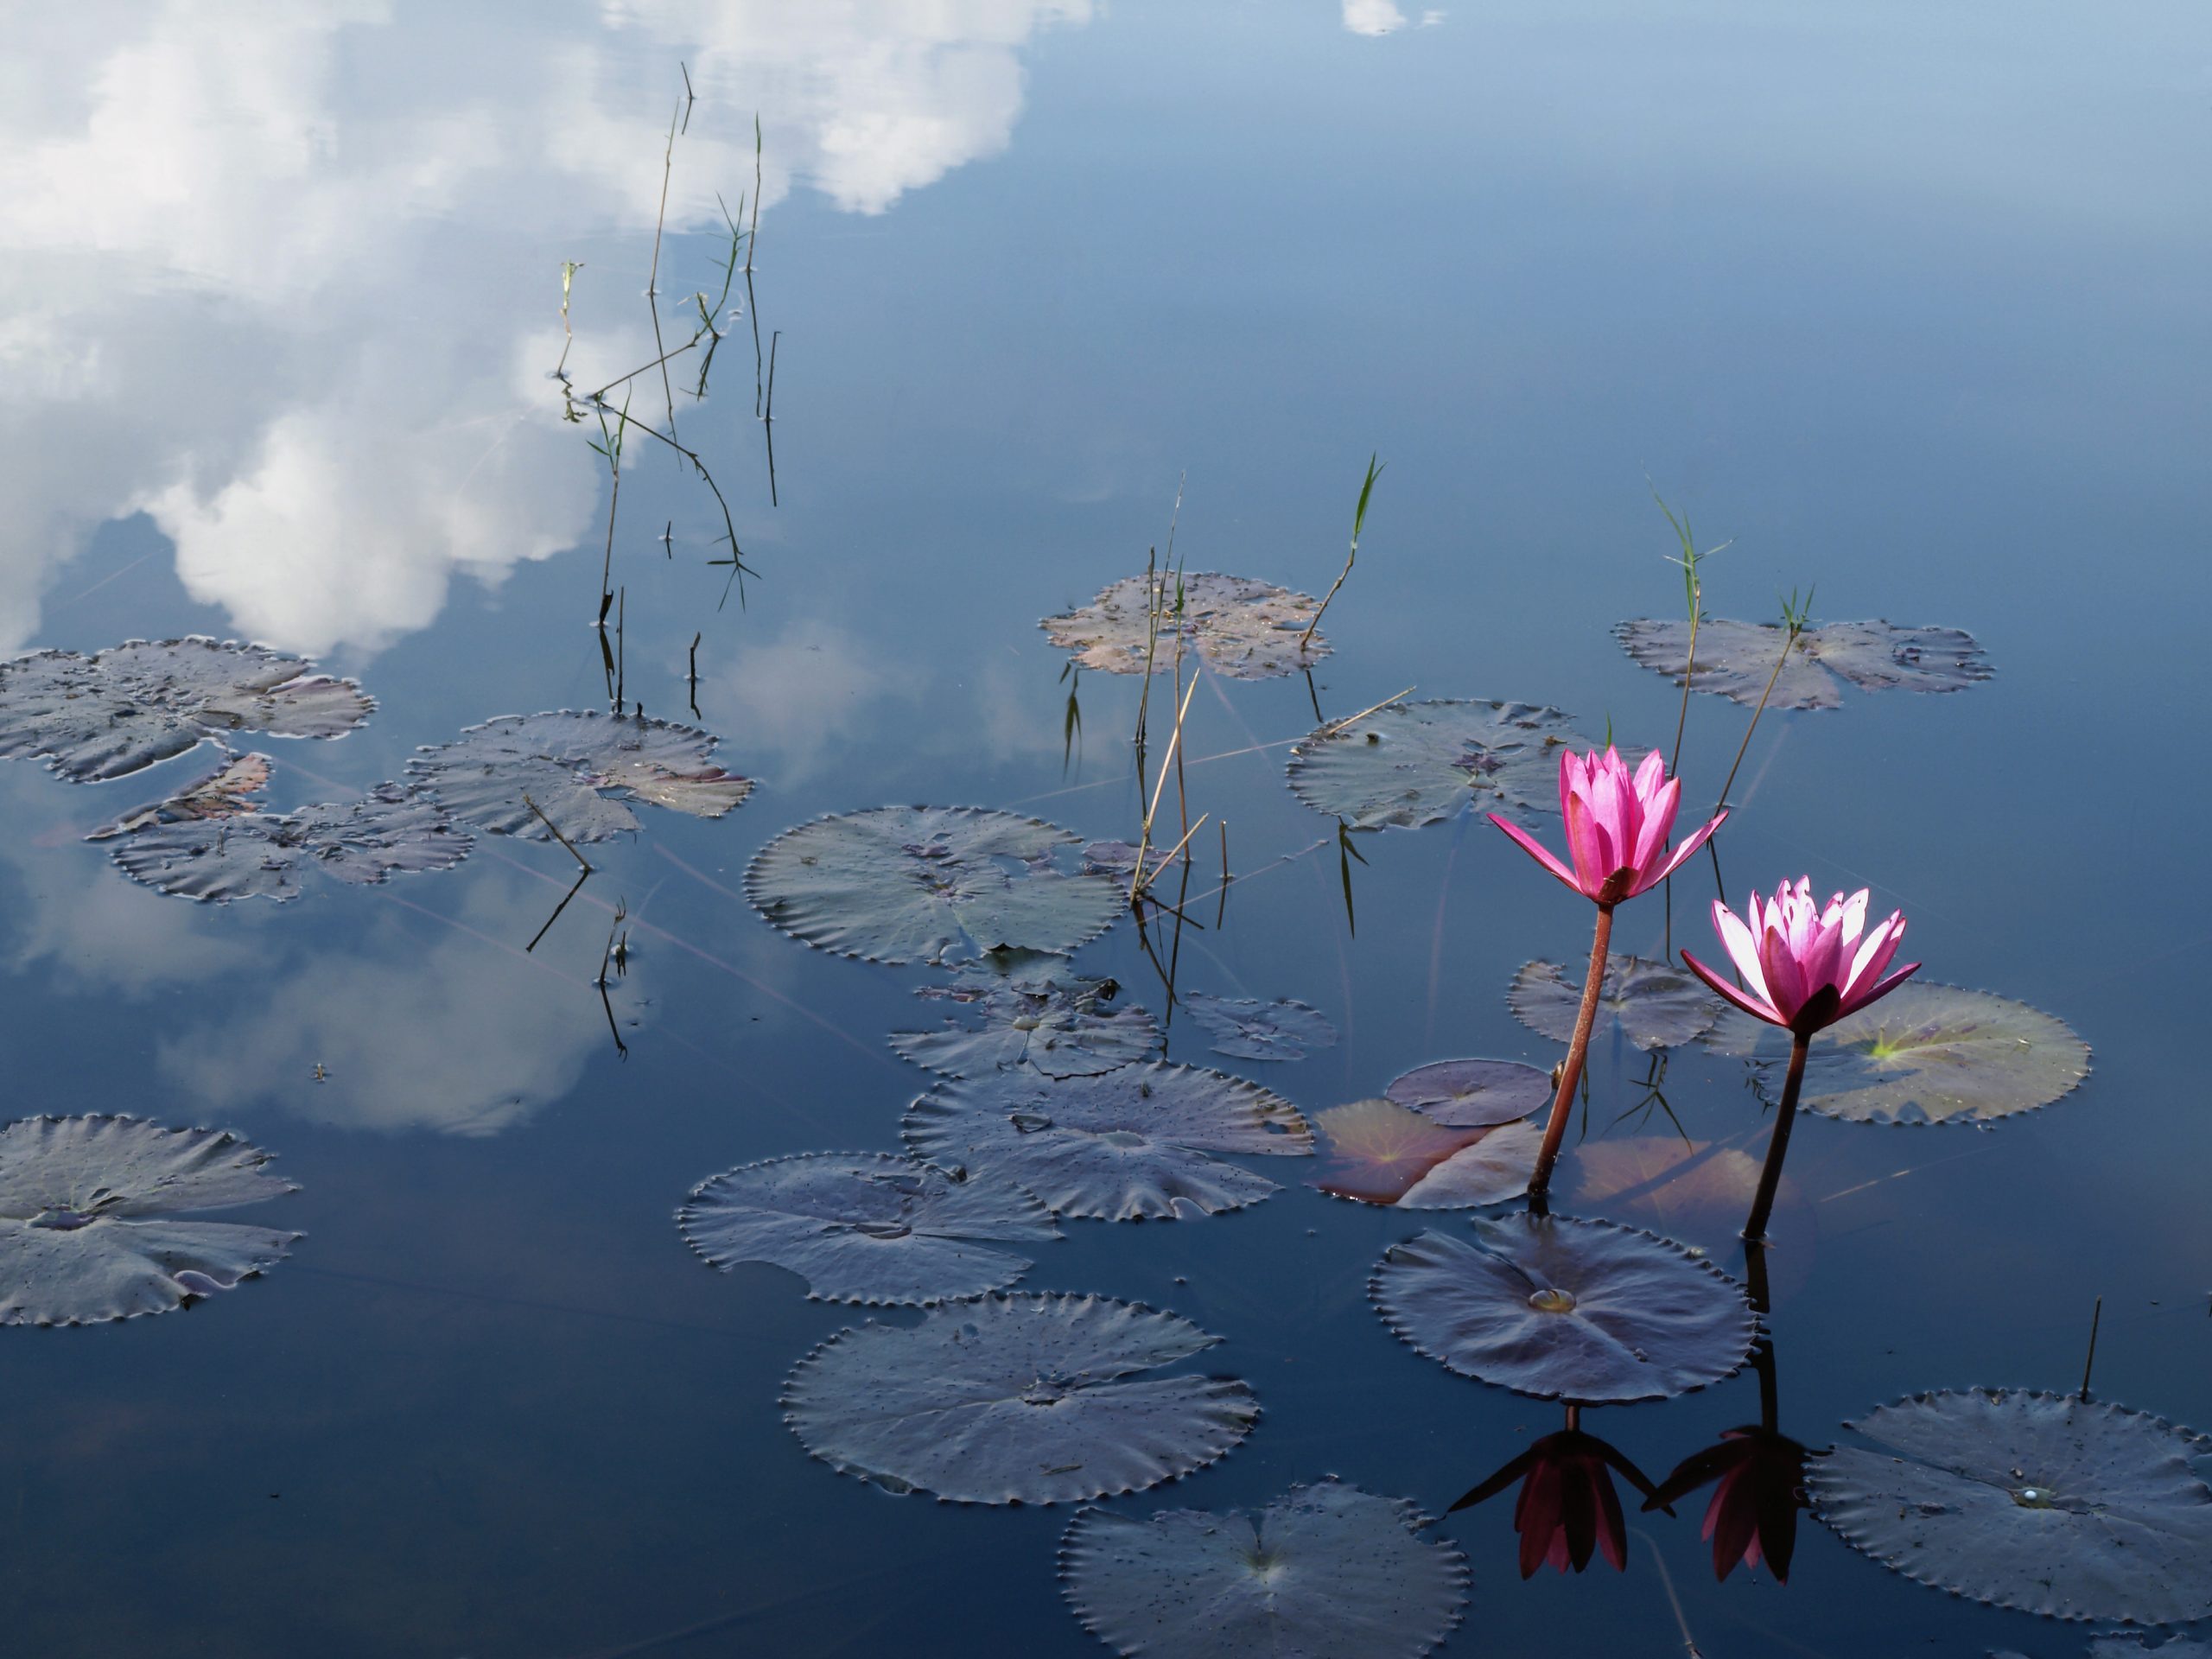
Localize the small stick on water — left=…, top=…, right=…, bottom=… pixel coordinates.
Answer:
left=1128, top=671, right=1202, bottom=906
left=761, top=329, right=781, bottom=505
left=613, top=586, right=626, bottom=714
left=645, top=97, right=683, bottom=435
left=678, top=61, right=695, bottom=134
left=525, top=866, right=589, bottom=953
left=2080, top=1295, right=2104, bottom=1402
left=1318, top=684, right=1415, bottom=741
left=522, top=792, right=594, bottom=873
left=1217, top=818, right=1230, bottom=926
left=596, top=899, right=630, bottom=1059
left=747, top=113, right=766, bottom=416
left=688, top=631, right=702, bottom=719
left=1300, top=454, right=1382, bottom=652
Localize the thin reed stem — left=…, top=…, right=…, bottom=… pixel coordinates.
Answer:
left=1527, top=902, right=1614, bottom=1205
left=1743, top=1033, right=1810, bottom=1243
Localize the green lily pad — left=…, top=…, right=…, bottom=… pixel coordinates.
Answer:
left=410, top=710, right=753, bottom=842
left=1042, top=572, right=1329, bottom=680
left=1385, top=1058, right=1553, bottom=1128
left=1787, top=982, right=2090, bottom=1125
left=1286, top=699, right=1590, bottom=832
left=1183, top=994, right=1338, bottom=1063
left=1510, top=955, right=1721, bottom=1052
left=893, top=990, right=1160, bottom=1081
left=1616, top=618, right=1993, bottom=711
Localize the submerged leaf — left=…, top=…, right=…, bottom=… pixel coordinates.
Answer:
left=1042, top=572, right=1329, bottom=681
left=0, top=637, right=372, bottom=782
left=1062, top=1479, right=1467, bottom=1659
left=1370, top=1214, right=1755, bottom=1403
left=1182, top=993, right=1338, bottom=1063
left=904, top=1061, right=1313, bottom=1221
left=1510, top=955, right=1720, bottom=1052
left=410, top=710, right=752, bottom=842
left=1777, top=982, right=2089, bottom=1125
left=1808, top=1389, right=2212, bottom=1624
left=893, top=990, right=1160, bottom=1081
left=782, top=1292, right=1258, bottom=1504
left=0, top=1115, right=300, bottom=1325
left=1616, top=618, right=1993, bottom=711
left=1287, top=699, right=1591, bottom=832
left=677, top=1152, right=1058, bottom=1306
left=749, top=805, right=1122, bottom=965
left=1312, top=1100, right=1541, bottom=1210
left=1385, top=1058, right=1554, bottom=1128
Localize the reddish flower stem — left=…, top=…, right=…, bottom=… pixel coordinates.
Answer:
left=1528, top=902, right=1614, bottom=1206
left=1743, top=1033, right=1810, bottom=1243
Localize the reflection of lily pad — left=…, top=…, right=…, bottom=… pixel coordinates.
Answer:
left=0, top=637, right=373, bottom=782
left=1312, top=1101, right=1541, bottom=1210
left=1616, top=618, right=1993, bottom=711
left=0, top=1116, right=301, bottom=1326
left=748, top=805, right=1122, bottom=965
left=1062, top=1478, right=1467, bottom=1659
left=1183, top=994, right=1338, bottom=1063
left=1287, top=699, right=1590, bottom=832
left=1385, top=1058, right=1553, bottom=1128
left=1784, top=982, right=2090, bottom=1125
left=782, top=1292, right=1258, bottom=1504
left=410, top=710, right=752, bottom=842
left=1510, top=955, right=1720, bottom=1052
left=1370, top=1214, right=1755, bottom=1403
left=677, top=1153, right=1058, bottom=1306
left=92, top=755, right=471, bottom=904
left=1808, top=1389, right=2212, bottom=1624
left=1042, top=572, right=1329, bottom=680
left=893, top=991, right=1160, bottom=1081
left=904, top=1062, right=1313, bottom=1221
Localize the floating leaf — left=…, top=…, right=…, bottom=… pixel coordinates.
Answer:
left=1287, top=699, right=1591, bottom=832
left=748, top=805, right=1122, bottom=965
left=1061, top=1478, right=1467, bottom=1659
left=914, top=949, right=1090, bottom=1003
left=1183, top=994, right=1338, bottom=1063
left=1778, top=982, right=2089, bottom=1125
left=91, top=756, right=470, bottom=903
left=1312, top=1101, right=1541, bottom=1209
left=782, top=1292, right=1258, bottom=1504
left=1808, top=1389, right=2212, bottom=1624
left=2088, top=1637, right=2212, bottom=1659
left=1616, top=618, right=1993, bottom=711
left=1510, top=955, right=1720, bottom=1052
left=893, top=990, right=1160, bottom=1081
left=0, top=1115, right=300, bottom=1325
left=677, top=1152, right=1058, bottom=1306
left=904, top=1061, right=1313, bottom=1221
left=1042, top=572, right=1329, bottom=681
left=410, top=710, right=752, bottom=842
left=1566, top=1137, right=1815, bottom=1269
left=1370, top=1214, right=1755, bottom=1403
left=1385, top=1058, right=1553, bottom=1128
left=0, top=637, right=372, bottom=782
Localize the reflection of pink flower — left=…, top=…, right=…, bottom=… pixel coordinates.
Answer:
left=1646, top=1427, right=1808, bottom=1584
left=1682, top=878, right=1919, bottom=1036
left=1489, top=747, right=1725, bottom=906
left=1450, top=1429, right=1665, bottom=1577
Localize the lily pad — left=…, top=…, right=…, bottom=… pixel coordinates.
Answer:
left=1061, top=1478, right=1467, bottom=1659
left=1286, top=699, right=1591, bottom=832
left=1183, top=994, right=1338, bottom=1064
left=1510, top=955, right=1721, bottom=1052
left=1385, top=1058, right=1554, bottom=1128
left=1808, top=1389, right=2212, bottom=1624
left=1042, top=572, right=1329, bottom=681
left=1616, top=618, right=1993, bottom=711
left=782, top=1292, right=1259, bottom=1504
left=2088, top=1638, right=2212, bottom=1659
left=1082, top=839, right=1179, bottom=886
left=914, top=949, right=1090, bottom=1003
left=91, top=756, right=471, bottom=904
left=410, top=710, right=752, bottom=842
left=1312, top=1100, right=1541, bottom=1209
left=904, top=1061, right=1313, bottom=1221
left=677, top=1153, right=1058, bottom=1306
left=1370, top=1214, right=1755, bottom=1403
left=748, top=805, right=1122, bottom=965
left=1788, top=982, right=2092, bottom=1126
left=0, top=1115, right=301, bottom=1325
left=0, top=638, right=373, bottom=783
left=893, top=991, right=1160, bottom=1081
left=1566, top=1137, right=1815, bottom=1271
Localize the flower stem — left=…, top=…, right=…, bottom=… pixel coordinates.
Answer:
left=1528, top=902, right=1614, bottom=1206
left=1743, top=1033, right=1810, bottom=1243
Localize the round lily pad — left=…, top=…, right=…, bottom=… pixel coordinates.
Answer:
left=1616, top=618, right=1993, bottom=711
left=0, top=637, right=373, bottom=783
left=748, top=805, right=1123, bottom=965
left=1312, top=1101, right=1541, bottom=1210
left=1808, top=1389, right=2212, bottom=1624
left=1182, top=994, right=1338, bottom=1064
left=1782, top=982, right=2091, bottom=1126
left=1509, top=955, right=1720, bottom=1052
left=892, top=991, right=1160, bottom=1082
left=0, top=1115, right=301, bottom=1326
left=1370, top=1214, right=1755, bottom=1403
left=1286, top=699, right=1590, bottom=832
left=1385, top=1058, right=1554, bottom=1128
left=410, top=710, right=753, bottom=842
left=904, top=1061, right=1313, bottom=1221
left=677, top=1153, right=1058, bottom=1306
left=782, top=1292, right=1259, bottom=1504
left=1042, top=572, right=1329, bottom=681
left=1061, top=1478, right=1467, bottom=1659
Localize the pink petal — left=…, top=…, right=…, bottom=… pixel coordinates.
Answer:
left=1758, top=920, right=1808, bottom=1023
left=1564, top=792, right=1607, bottom=891
left=1631, top=776, right=1681, bottom=874
left=1584, top=768, right=1626, bottom=874
left=1834, top=889, right=1870, bottom=953
left=1708, top=889, right=1770, bottom=1001
left=1488, top=813, right=1588, bottom=897
left=1682, top=950, right=1787, bottom=1027
left=1632, top=748, right=1668, bottom=800
left=1556, top=747, right=1583, bottom=822
left=1843, top=912, right=1903, bottom=997
left=1835, top=958, right=1921, bottom=1020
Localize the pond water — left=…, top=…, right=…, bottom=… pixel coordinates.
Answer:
left=4, top=5, right=2209, bottom=1655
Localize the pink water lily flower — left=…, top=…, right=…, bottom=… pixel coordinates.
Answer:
left=1489, top=747, right=1726, bottom=907
left=1682, top=878, right=1920, bottom=1037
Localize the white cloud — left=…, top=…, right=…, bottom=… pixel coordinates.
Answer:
left=1342, top=0, right=1408, bottom=36
left=696, top=619, right=915, bottom=785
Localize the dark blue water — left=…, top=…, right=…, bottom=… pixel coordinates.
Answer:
left=3, top=5, right=2208, bottom=1654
